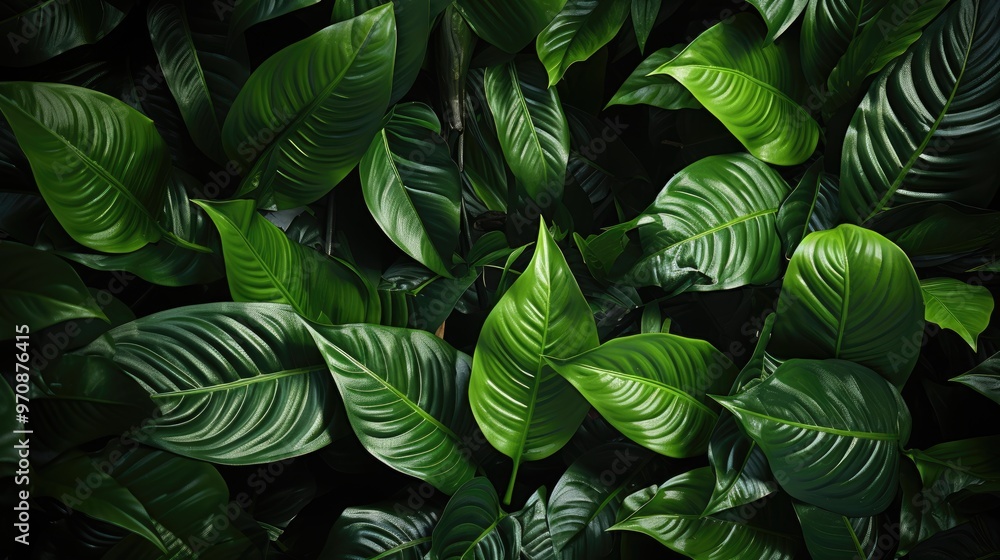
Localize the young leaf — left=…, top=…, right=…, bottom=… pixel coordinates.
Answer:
left=626, top=153, right=791, bottom=293
left=546, top=334, right=737, bottom=457
left=840, top=0, right=1000, bottom=222
left=360, top=103, right=462, bottom=277
left=485, top=57, right=571, bottom=204
left=196, top=199, right=380, bottom=324
left=747, top=0, right=809, bottom=43
left=920, top=278, right=994, bottom=351
left=470, top=222, right=598, bottom=503
left=767, top=224, right=924, bottom=388
left=714, top=359, right=912, bottom=517
left=0, top=242, right=108, bottom=333
left=0, top=82, right=171, bottom=253
left=606, top=45, right=701, bottom=111
left=304, top=322, right=478, bottom=495
left=222, top=5, right=396, bottom=208
left=650, top=14, right=819, bottom=165
left=536, top=0, right=631, bottom=86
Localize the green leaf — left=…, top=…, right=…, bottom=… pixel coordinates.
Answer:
left=825, top=0, right=950, bottom=111
left=228, top=0, right=324, bottom=38
left=36, top=453, right=169, bottom=553
left=951, top=352, right=1000, bottom=405
left=485, top=58, right=571, bottom=204
left=865, top=201, right=1000, bottom=264
left=547, top=443, right=663, bottom=560
left=606, top=45, right=701, bottom=111
left=536, top=0, right=631, bottom=86
left=0, top=82, right=171, bottom=253
left=360, top=102, right=462, bottom=277
left=650, top=15, right=819, bottom=166
left=512, top=488, right=557, bottom=560
left=631, top=0, right=663, bottom=53
left=222, top=5, right=396, bottom=208
left=430, top=477, right=521, bottom=560
left=0, top=1, right=128, bottom=67
left=626, top=153, right=791, bottom=293
left=332, top=0, right=435, bottom=104
left=195, top=198, right=380, bottom=324
left=714, top=359, right=912, bottom=516
left=454, top=0, right=567, bottom=53
left=776, top=158, right=840, bottom=258
left=792, top=503, right=880, bottom=560
left=59, top=169, right=224, bottom=287
left=767, top=224, right=924, bottom=388
left=0, top=242, right=108, bottom=333
left=304, top=322, right=478, bottom=495
left=906, top=435, right=1000, bottom=498
left=611, top=468, right=800, bottom=559
left=320, top=502, right=439, bottom=559
left=470, top=223, right=598, bottom=504
left=800, top=0, right=889, bottom=86
left=747, top=0, right=809, bottom=43
left=148, top=0, right=250, bottom=164
left=839, top=0, right=1000, bottom=222
left=70, top=302, right=345, bottom=464
left=920, top=277, right=994, bottom=351
left=546, top=334, right=737, bottom=457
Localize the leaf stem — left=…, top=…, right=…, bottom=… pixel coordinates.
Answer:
left=161, top=230, right=213, bottom=253
left=503, top=459, right=520, bottom=505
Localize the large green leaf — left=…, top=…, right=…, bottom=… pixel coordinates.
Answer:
left=0, top=242, right=107, bottom=333
left=70, top=302, right=344, bottom=464
left=626, top=153, right=790, bottom=293
left=839, top=0, right=1000, bottom=223
left=547, top=334, right=737, bottom=457
left=304, top=322, right=477, bottom=495
left=360, top=103, right=461, bottom=277
left=148, top=0, right=250, bottom=164
left=0, top=82, right=171, bottom=253
left=469, top=223, right=598, bottom=503
left=333, top=0, right=435, bottom=104
left=536, top=0, right=631, bottom=86
left=610, top=468, right=800, bottom=559
left=650, top=15, right=819, bottom=166
left=792, top=503, right=881, bottom=560
left=606, top=45, right=701, bottom=111
left=195, top=198, right=380, bottom=324
left=547, top=443, right=663, bottom=560
left=906, top=436, right=1000, bottom=498
left=825, top=0, right=950, bottom=111
left=429, top=477, right=521, bottom=560
left=484, top=58, right=571, bottom=204
left=747, top=0, right=809, bottom=43
left=222, top=5, right=396, bottom=208
left=920, top=277, right=994, bottom=351
left=59, top=169, right=224, bottom=287
left=950, top=352, right=1000, bottom=405
left=227, top=0, right=324, bottom=38
left=767, top=224, right=924, bottom=388
left=454, top=0, right=566, bottom=53
left=321, top=502, right=439, bottom=559
left=0, top=1, right=127, bottom=67
left=800, top=0, right=889, bottom=86
left=714, top=359, right=912, bottom=516
left=776, top=158, right=839, bottom=258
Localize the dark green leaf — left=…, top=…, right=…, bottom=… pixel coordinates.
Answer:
left=920, top=277, right=994, bottom=351
left=606, top=45, right=701, bottom=111
left=536, top=0, right=631, bottom=86
left=455, top=0, right=566, bottom=54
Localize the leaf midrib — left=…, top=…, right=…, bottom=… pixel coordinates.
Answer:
left=663, top=65, right=813, bottom=121
left=149, top=365, right=324, bottom=399
left=724, top=403, right=900, bottom=440
left=563, top=363, right=717, bottom=417
left=649, top=208, right=777, bottom=256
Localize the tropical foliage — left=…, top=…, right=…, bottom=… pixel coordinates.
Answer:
left=1, top=0, right=999, bottom=558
